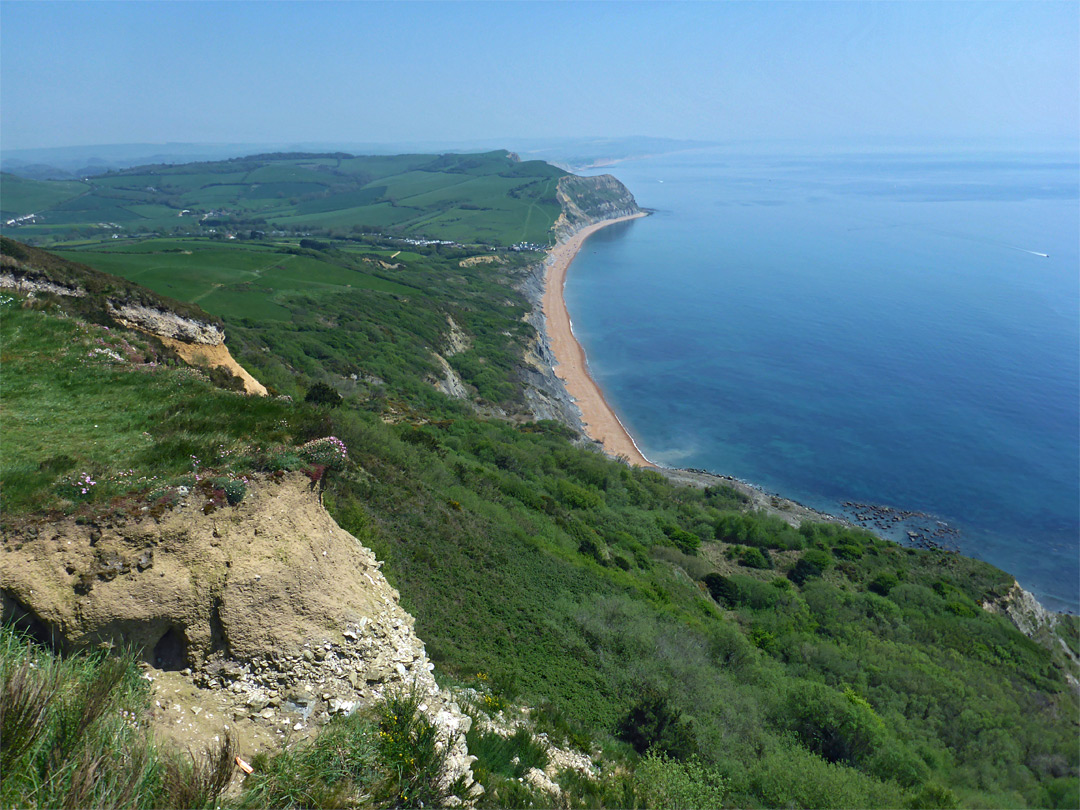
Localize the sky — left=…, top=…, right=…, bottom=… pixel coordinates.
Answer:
left=1, top=0, right=1077, bottom=152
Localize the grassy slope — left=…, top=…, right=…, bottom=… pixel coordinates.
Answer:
left=53, top=236, right=539, bottom=409
left=4, top=235, right=1077, bottom=809
left=53, top=240, right=416, bottom=323
left=6, top=151, right=567, bottom=246
left=0, top=173, right=89, bottom=218
left=0, top=298, right=325, bottom=516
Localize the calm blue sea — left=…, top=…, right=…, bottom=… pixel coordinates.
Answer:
left=567, top=147, right=1079, bottom=612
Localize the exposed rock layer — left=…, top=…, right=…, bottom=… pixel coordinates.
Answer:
left=148, top=333, right=267, bottom=396
left=109, top=302, right=224, bottom=346
left=553, top=174, right=642, bottom=241
left=1, top=472, right=477, bottom=790
left=0, top=271, right=87, bottom=298
left=1, top=261, right=263, bottom=394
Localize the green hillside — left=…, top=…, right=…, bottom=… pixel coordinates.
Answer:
left=1, top=151, right=566, bottom=246
left=0, top=173, right=89, bottom=219
left=2, top=235, right=1077, bottom=810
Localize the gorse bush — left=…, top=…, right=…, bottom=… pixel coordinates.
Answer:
left=374, top=689, right=467, bottom=808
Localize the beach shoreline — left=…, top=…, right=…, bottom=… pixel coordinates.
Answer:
left=542, top=212, right=652, bottom=467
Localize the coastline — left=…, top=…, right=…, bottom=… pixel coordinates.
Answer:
left=542, top=213, right=652, bottom=467
left=537, top=207, right=1076, bottom=626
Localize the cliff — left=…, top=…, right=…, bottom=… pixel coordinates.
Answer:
left=552, top=174, right=642, bottom=241
left=983, top=581, right=1080, bottom=688
left=0, top=237, right=265, bottom=395
left=508, top=173, right=643, bottom=427
left=0, top=472, right=478, bottom=791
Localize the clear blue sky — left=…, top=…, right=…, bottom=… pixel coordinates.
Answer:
left=1, top=0, right=1076, bottom=150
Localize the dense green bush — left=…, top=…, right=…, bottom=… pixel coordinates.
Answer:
left=617, top=688, right=698, bottom=760
left=304, top=381, right=343, bottom=408
left=634, top=751, right=727, bottom=809
left=739, top=546, right=772, bottom=569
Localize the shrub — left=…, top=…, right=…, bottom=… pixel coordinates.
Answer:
left=634, top=751, right=727, bottom=809
left=299, top=436, right=348, bottom=470
left=703, top=573, right=740, bottom=607
left=739, top=546, right=772, bottom=569
left=833, top=542, right=865, bottom=561
left=222, top=478, right=247, bottom=505
left=663, top=525, right=701, bottom=555
left=374, top=689, right=465, bottom=808
left=782, top=683, right=885, bottom=768
left=907, top=781, right=961, bottom=809
left=207, top=365, right=245, bottom=392
left=803, top=549, right=833, bottom=570
left=577, top=532, right=608, bottom=565
left=789, top=556, right=823, bottom=585
left=555, top=478, right=603, bottom=510
left=868, top=571, right=899, bottom=596
left=305, top=382, right=343, bottom=408
left=617, top=688, right=697, bottom=760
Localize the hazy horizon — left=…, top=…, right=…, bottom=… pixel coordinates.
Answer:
left=2, top=1, right=1077, bottom=153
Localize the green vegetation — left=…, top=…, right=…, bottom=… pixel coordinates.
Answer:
left=0, top=173, right=90, bottom=219
left=1, top=626, right=474, bottom=810
left=0, top=294, right=337, bottom=517
left=5, top=151, right=566, bottom=246
left=2, top=162, right=1078, bottom=810
left=48, top=234, right=542, bottom=411
left=1, top=626, right=236, bottom=810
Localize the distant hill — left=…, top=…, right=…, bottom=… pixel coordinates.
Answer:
left=1, top=150, right=570, bottom=246
left=0, top=136, right=717, bottom=179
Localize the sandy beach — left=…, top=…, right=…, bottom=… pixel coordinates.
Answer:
left=543, top=212, right=652, bottom=467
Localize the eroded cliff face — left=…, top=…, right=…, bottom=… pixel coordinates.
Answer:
left=983, top=581, right=1080, bottom=688
left=552, top=174, right=642, bottom=241
left=505, top=173, right=642, bottom=428
left=108, top=302, right=224, bottom=346
left=0, top=258, right=263, bottom=394
left=0, top=473, right=477, bottom=791
left=515, top=260, right=588, bottom=431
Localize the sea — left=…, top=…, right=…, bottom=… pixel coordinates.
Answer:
left=567, top=144, right=1079, bottom=613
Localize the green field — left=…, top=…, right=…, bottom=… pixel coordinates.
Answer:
left=1, top=173, right=90, bottom=218
left=3, top=151, right=567, bottom=246
left=54, top=239, right=416, bottom=322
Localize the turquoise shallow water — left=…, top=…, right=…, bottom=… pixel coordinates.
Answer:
left=566, top=148, right=1079, bottom=612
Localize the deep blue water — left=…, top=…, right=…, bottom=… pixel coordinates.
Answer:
left=567, top=148, right=1079, bottom=612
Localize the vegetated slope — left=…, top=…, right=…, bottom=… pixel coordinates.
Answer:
left=4, top=235, right=1077, bottom=809
left=50, top=234, right=552, bottom=415
left=0, top=172, right=90, bottom=219
left=1, top=237, right=265, bottom=394
left=2, top=150, right=568, bottom=246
